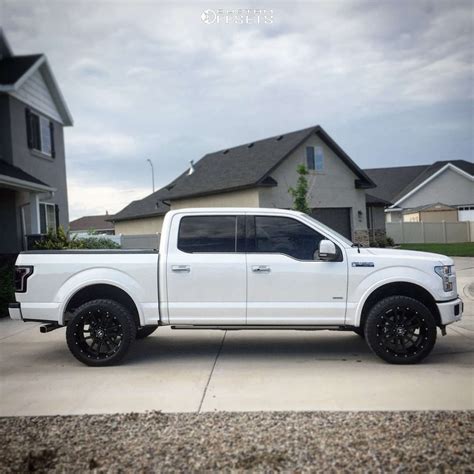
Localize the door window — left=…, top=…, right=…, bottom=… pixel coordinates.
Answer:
left=249, top=216, right=324, bottom=260
left=178, top=215, right=237, bottom=253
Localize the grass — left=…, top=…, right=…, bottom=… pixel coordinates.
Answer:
left=399, top=242, right=474, bottom=257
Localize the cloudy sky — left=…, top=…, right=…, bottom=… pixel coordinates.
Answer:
left=2, top=0, right=472, bottom=219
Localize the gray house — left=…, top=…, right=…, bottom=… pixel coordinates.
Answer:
left=112, top=125, right=376, bottom=245
left=0, top=30, right=73, bottom=253
left=365, top=160, right=474, bottom=224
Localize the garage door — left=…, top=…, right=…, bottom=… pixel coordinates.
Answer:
left=310, top=208, right=352, bottom=240
left=458, top=206, right=474, bottom=221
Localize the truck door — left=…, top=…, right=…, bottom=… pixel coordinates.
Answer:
left=246, top=215, right=348, bottom=325
left=166, top=213, right=246, bottom=325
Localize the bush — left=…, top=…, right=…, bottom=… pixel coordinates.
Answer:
left=0, top=256, right=16, bottom=318
left=370, top=236, right=395, bottom=248
left=33, top=227, right=120, bottom=250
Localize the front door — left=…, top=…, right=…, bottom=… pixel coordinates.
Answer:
left=246, top=215, right=348, bottom=325
left=167, top=213, right=246, bottom=325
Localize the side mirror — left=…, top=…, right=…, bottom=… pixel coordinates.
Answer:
left=318, top=239, right=337, bottom=261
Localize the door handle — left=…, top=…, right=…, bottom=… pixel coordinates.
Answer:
left=171, top=265, right=191, bottom=273
left=251, top=265, right=271, bottom=273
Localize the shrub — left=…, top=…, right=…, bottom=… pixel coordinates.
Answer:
left=0, top=256, right=16, bottom=318
left=369, top=236, right=395, bottom=248
left=33, top=227, right=120, bottom=250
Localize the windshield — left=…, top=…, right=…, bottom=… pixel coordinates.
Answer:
left=303, top=215, right=354, bottom=247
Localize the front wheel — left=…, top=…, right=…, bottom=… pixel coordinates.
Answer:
left=365, top=296, right=437, bottom=364
left=66, top=299, right=136, bottom=366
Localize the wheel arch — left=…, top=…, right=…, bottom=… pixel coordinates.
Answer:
left=61, top=283, right=141, bottom=328
left=358, top=281, right=441, bottom=330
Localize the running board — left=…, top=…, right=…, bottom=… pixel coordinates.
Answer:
left=170, top=325, right=350, bottom=331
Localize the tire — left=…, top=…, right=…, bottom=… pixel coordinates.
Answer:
left=66, top=299, right=136, bottom=367
left=136, top=325, right=158, bottom=339
left=353, top=328, right=365, bottom=339
left=365, top=296, right=437, bottom=364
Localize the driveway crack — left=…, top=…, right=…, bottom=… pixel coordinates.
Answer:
left=198, top=330, right=227, bottom=413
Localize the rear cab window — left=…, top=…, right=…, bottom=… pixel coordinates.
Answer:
left=178, top=215, right=244, bottom=253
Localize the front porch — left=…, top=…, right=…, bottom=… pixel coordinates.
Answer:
left=0, top=161, right=56, bottom=253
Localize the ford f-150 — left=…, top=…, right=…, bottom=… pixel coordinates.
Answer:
left=9, top=208, right=463, bottom=366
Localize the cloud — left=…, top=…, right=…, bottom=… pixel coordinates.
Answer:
left=66, top=131, right=138, bottom=158
left=2, top=0, right=472, bottom=218
left=67, top=177, right=149, bottom=220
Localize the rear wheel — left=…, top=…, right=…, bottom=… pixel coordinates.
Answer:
left=365, top=296, right=437, bottom=364
left=66, top=299, right=136, bottom=366
left=136, top=325, right=158, bottom=339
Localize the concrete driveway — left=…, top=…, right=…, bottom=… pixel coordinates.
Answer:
left=1, top=257, right=472, bottom=416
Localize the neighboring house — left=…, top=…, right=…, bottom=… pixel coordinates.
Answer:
left=0, top=30, right=73, bottom=254
left=69, top=213, right=115, bottom=237
left=112, top=125, right=376, bottom=244
left=402, top=203, right=459, bottom=223
left=365, top=160, right=474, bottom=224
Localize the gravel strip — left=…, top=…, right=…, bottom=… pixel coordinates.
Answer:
left=1, top=411, right=472, bottom=472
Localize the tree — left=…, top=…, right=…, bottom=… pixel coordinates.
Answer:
left=288, top=164, right=311, bottom=214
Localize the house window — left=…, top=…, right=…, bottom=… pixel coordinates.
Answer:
left=306, top=146, right=324, bottom=172
left=315, top=146, right=324, bottom=171
left=39, top=203, right=57, bottom=234
left=306, top=147, right=315, bottom=170
left=26, top=109, right=55, bottom=157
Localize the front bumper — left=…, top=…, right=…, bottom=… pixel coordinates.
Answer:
left=8, top=303, right=23, bottom=320
left=437, top=297, right=463, bottom=326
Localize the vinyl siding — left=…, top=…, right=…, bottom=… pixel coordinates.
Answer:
left=170, top=188, right=261, bottom=210
left=399, top=168, right=473, bottom=208
left=115, top=215, right=165, bottom=235
left=11, top=68, right=62, bottom=123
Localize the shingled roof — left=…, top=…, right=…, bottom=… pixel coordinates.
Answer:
left=112, top=125, right=375, bottom=222
left=0, top=160, right=52, bottom=189
left=364, top=160, right=473, bottom=206
left=0, top=54, right=43, bottom=86
left=69, top=214, right=115, bottom=232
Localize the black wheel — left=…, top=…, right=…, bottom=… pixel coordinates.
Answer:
left=365, top=296, right=437, bottom=364
left=353, top=328, right=365, bottom=338
left=66, top=299, right=136, bottom=366
left=136, top=325, right=158, bottom=339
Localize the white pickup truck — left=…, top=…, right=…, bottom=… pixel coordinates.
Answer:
left=10, top=208, right=463, bottom=366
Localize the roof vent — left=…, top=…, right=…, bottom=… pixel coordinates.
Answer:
left=223, top=149, right=229, bottom=154
left=248, top=143, right=254, bottom=148
left=277, top=135, right=284, bottom=141
left=188, top=160, right=195, bottom=176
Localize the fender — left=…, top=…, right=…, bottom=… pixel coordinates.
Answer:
left=349, top=266, right=440, bottom=327
left=56, top=267, right=146, bottom=326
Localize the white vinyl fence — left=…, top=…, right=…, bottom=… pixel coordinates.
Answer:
left=387, top=221, right=474, bottom=244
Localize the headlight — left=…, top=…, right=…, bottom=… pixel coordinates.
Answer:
left=434, top=265, right=454, bottom=292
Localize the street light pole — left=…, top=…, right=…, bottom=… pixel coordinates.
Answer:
left=146, top=158, right=155, bottom=192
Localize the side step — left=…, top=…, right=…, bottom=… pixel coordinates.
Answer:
left=171, top=325, right=349, bottom=331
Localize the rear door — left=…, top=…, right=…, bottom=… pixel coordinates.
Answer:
left=166, top=213, right=246, bottom=325
left=246, top=214, right=348, bottom=325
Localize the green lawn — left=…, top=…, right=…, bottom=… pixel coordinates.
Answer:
left=399, top=242, right=474, bottom=257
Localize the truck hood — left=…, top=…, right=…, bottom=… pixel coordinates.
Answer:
left=360, top=247, right=453, bottom=265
